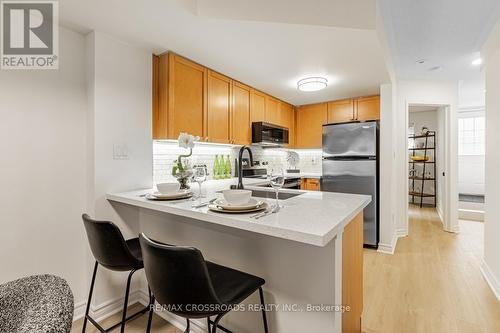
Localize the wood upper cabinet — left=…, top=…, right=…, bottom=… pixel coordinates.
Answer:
left=265, top=96, right=280, bottom=125
left=328, top=99, right=355, bottom=124
left=166, top=54, right=207, bottom=139
left=207, top=70, right=231, bottom=143
left=250, top=89, right=266, bottom=124
left=356, top=95, right=380, bottom=121
left=296, top=103, right=327, bottom=148
left=280, top=102, right=295, bottom=146
left=231, top=81, right=251, bottom=145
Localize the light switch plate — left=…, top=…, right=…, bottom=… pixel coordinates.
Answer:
left=113, top=144, right=129, bottom=160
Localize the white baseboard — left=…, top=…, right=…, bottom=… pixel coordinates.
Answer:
left=396, top=228, right=408, bottom=238
left=459, top=208, right=484, bottom=222
left=73, top=289, right=144, bottom=323
left=377, top=231, right=399, bottom=255
left=73, top=301, right=87, bottom=321
left=480, top=259, right=500, bottom=302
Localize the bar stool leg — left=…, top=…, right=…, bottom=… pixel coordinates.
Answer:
left=120, top=269, right=136, bottom=333
left=82, top=261, right=99, bottom=333
left=211, top=314, right=224, bottom=333
left=206, top=317, right=211, bottom=333
left=184, top=318, right=190, bottom=333
left=258, top=287, right=269, bottom=333
left=146, top=295, right=155, bottom=333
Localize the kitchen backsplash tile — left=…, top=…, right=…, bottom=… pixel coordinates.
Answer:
left=153, top=141, right=322, bottom=185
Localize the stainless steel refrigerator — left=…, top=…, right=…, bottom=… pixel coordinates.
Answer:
left=321, top=121, right=379, bottom=247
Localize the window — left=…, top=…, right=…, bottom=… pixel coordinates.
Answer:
left=458, top=116, right=485, bottom=155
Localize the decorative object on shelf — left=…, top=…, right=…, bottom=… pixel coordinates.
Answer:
left=172, top=133, right=198, bottom=189
left=410, top=155, right=429, bottom=162
left=408, top=130, right=437, bottom=208
left=286, top=151, right=300, bottom=170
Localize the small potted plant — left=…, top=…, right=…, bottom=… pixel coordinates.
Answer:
left=172, top=132, right=199, bottom=189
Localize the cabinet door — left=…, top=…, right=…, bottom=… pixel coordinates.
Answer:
left=152, top=55, right=162, bottom=139
left=356, top=96, right=380, bottom=121
left=207, top=70, right=231, bottom=143
left=167, top=54, right=207, bottom=139
left=231, top=81, right=251, bottom=145
left=250, top=89, right=266, bottom=123
left=342, top=212, right=364, bottom=333
left=280, top=103, right=294, bottom=147
left=296, top=103, right=327, bottom=148
left=307, top=178, right=320, bottom=191
left=327, top=99, right=355, bottom=124
left=265, top=96, right=280, bottom=125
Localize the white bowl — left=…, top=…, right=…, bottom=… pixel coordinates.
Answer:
left=156, top=182, right=180, bottom=194
left=222, top=190, right=252, bottom=206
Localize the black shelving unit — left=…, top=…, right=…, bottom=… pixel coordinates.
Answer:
left=409, top=131, right=437, bottom=208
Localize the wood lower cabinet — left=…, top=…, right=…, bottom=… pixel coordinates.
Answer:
left=300, top=178, right=320, bottom=191
left=356, top=96, right=380, bottom=121
left=328, top=99, right=355, bottom=123
left=207, top=70, right=231, bottom=143
left=296, top=103, right=327, bottom=148
left=231, top=82, right=251, bottom=145
left=342, top=212, right=364, bottom=333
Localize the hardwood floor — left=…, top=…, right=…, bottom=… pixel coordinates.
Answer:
left=363, top=206, right=500, bottom=333
left=71, top=303, right=181, bottom=333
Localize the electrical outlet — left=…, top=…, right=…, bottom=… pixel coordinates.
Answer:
left=113, top=144, right=129, bottom=160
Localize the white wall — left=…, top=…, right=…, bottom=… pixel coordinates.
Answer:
left=0, top=27, right=88, bottom=303
left=395, top=81, right=459, bottom=234
left=482, top=22, right=500, bottom=299
left=85, top=31, right=153, bottom=307
left=378, top=83, right=398, bottom=253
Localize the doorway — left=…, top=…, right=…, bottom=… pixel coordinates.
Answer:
left=407, top=104, right=453, bottom=231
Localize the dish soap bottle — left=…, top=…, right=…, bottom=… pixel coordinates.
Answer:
left=224, top=155, right=231, bottom=178
left=213, top=155, right=220, bottom=180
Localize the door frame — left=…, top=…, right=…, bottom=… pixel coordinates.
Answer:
left=404, top=102, right=459, bottom=234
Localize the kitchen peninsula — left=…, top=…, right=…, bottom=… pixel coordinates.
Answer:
left=107, top=178, right=370, bottom=333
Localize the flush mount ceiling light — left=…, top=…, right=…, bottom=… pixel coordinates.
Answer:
left=472, top=58, right=482, bottom=66
left=297, top=77, right=328, bottom=92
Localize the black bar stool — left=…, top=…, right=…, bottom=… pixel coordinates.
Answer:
left=81, top=214, right=153, bottom=333
left=139, top=233, right=269, bottom=333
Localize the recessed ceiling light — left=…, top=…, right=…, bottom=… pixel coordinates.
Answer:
left=428, top=66, right=442, bottom=72
left=297, top=77, right=328, bottom=92
left=416, top=59, right=427, bottom=64
left=472, top=58, right=482, bottom=66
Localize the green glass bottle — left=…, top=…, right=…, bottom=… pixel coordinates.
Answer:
left=224, top=155, right=231, bottom=178
left=213, top=155, right=219, bottom=180
left=217, top=155, right=225, bottom=179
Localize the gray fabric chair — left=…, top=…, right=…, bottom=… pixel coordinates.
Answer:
left=0, top=274, right=74, bottom=333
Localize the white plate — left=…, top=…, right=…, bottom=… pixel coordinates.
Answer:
left=213, top=198, right=263, bottom=211
left=146, top=191, right=192, bottom=200
left=208, top=202, right=268, bottom=214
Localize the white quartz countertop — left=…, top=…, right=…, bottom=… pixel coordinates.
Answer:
left=106, top=178, right=370, bottom=247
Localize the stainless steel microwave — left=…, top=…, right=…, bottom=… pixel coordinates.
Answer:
left=252, top=122, right=289, bottom=147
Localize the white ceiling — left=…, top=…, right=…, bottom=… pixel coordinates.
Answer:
left=378, top=0, right=500, bottom=81
left=59, top=0, right=389, bottom=105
